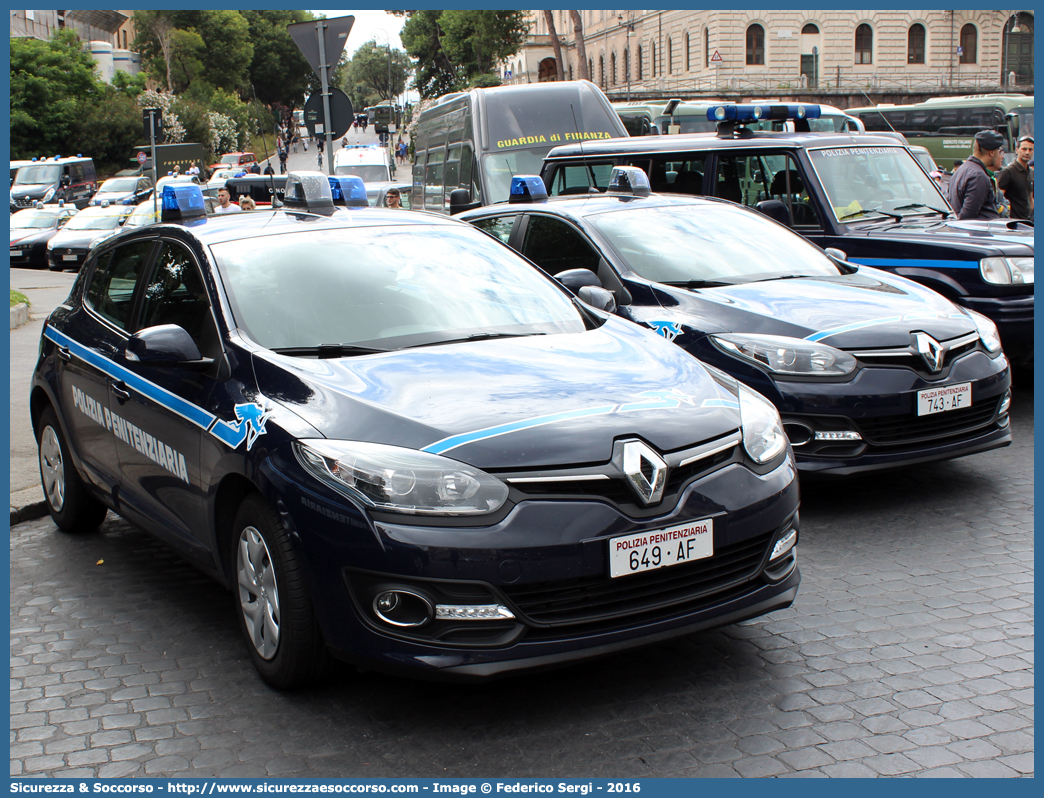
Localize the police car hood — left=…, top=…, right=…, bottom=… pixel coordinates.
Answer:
left=48, top=228, right=118, bottom=249
left=10, top=227, right=52, bottom=244
left=848, top=217, right=1034, bottom=255
left=10, top=182, right=53, bottom=196
left=250, top=318, right=742, bottom=470
left=656, top=266, right=976, bottom=349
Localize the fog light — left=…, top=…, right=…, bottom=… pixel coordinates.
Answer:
left=998, top=392, right=1011, bottom=415
left=814, top=430, right=863, bottom=441
left=770, top=529, right=797, bottom=562
left=372, top=589, right=434, bottom=627
left=435, top=603, right=516, bottom=621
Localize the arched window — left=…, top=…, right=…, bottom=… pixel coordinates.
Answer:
left=624, top=48, right=630, bottom=82
left=855, top=24, right=873, bottom=64
left=908, top=24, right=925, bottom=64
left=637, top=45, right=643, bottom=80
left=960, top=24, right=977, bottom=64
left=801, top=23, right=819, bottom=35
left=704, top=28, right=709, bottom=68
left=611, top=51, right=617, bottom=85
left=746, top=24, right=765, bottom=65
left=667, top=37, right=674, bottom=74
left=599, top=55, right=605, bottom=87
left=685, top=33, right=691, bottom=72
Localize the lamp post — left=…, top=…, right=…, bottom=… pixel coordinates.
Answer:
left=1003, top=12, right=1022, bottom=90
left=619, top=13, right=636, bottom=101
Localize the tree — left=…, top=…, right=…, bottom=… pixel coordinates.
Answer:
left=399, top=10, right=462, bottom=99
left=133, top=10, right=178, bottom=90
left=544, top=11, right=564, bottom=81
left=570, top=11, right=590, bottom=81
left=341, top=41, right=411, bottom=108
left=241, top=10, right=316, bottom=108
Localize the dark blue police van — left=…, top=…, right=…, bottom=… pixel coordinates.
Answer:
left=539, top=104, right=1034, bottom=369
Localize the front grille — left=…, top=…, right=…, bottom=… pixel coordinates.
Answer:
left=14, top=197, right=35, bottom=208
left=503, top=530, right=773, bottom=628
left=857, top=340, right=978, bottom=374
left=856, top=396, right=1001, bottom=446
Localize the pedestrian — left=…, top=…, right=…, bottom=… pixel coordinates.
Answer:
left=278, top=148, right=288, bottom=174
left=186, top=162, right=200, bottom=177
left=317, top=137, right=325, bottom=154
left=997, top=135, right=1034, bottom=220
left=948, top=130, right=1005, bottom=220
left=292, top=134, right=299, bottom=154
left=384, top=188, right=404, bottom=209
left=238, top=196, right=257, bottom=211
left=249, top=162, right=261, bottom=175
left=263, top=162, right=275, bottom=176
left=172, top=164, right=181, bottom=177
left=215, top=187, right=241, bottom=214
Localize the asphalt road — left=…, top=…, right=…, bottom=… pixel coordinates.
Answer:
left=10, top=382, right=1033, bottom=777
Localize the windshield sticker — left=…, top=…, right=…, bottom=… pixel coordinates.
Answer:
left=815, top=147, right=899, bottom=157
left=70, top=385, right=190, bottom=483
left=495, top=131, right=615, bottom=149
left=647, top=320, right=684, bottom=342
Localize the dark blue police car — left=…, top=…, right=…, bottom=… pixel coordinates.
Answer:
left=460, top=169, right=1012, bottom=477
left=31, top=177, right=800, bottom=687
left=539, top=104, right=1034, bottom=369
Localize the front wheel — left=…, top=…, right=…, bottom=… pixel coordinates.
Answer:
left=232, top=494, right=332, bottom=689
left=37, top=406, right=108, bottom=533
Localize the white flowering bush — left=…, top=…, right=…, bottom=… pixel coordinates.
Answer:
left=207, top=112, right=239, bottom=157
left=136, top=89, right=185, bottom=144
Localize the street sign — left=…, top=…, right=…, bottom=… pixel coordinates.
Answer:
left=379, top=132, right=389, bottom=145
left=136, top=151, right=148, bottom=165
left=142, top=108, right=164, bottom=145
left=710, top=50, right=723, bottom=63
left=304, top=88, right=354, bottom=140
left=288, top=16, right=355, bottom=83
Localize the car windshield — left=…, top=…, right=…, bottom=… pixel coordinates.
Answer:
left=124, top=206, right=158, bottom=227
left=98, top=178, right=139, bottom=193
left=808, top=146, right=950, bottom=221
left=482, top=148, right=548, bottom=205
left=63, top=210, right=126, bottom=230
left=333, top=164, right=389, bottom=182
left=10, top=209, right=59, bottom=229
left=221, top=155, right=241, bottom=164
left=587, top=203, right=844, bottom=285
left=14, top=165, right=61, bottom=185
left=211, top=224, right=586, bottom=351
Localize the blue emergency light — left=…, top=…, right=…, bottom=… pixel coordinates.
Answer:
left=160, top=184, right=206, bottom=223
left=509, top=176, right=548, bottom=203
left=707, top=104, right=822, bottom=122
left=328, top=175, right=368, bottom=207
left=282, top=171, right=334, bottom=212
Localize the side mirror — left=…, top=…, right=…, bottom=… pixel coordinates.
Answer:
left=754, top=199, right=792, bottom=227
left=125, top=324, right=214, bottom=370
left=824, top=247, right=848, bottom=262
left=577, top=285, right=616, bottom=314
left=555, top=268, right=602, bottom=293
left=448, top=188, right=480, bottom=215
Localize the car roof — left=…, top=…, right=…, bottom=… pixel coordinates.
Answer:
left=461, top=192, right=743, bottom=223
left=544, top=131, right=906, bottom=159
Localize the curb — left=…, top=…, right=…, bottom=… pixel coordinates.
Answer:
left=10, top=500, right=50, bottom=527
left=10, top=302, right=29, bottom=329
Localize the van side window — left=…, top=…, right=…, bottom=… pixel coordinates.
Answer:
left=424, top=150, right=445, bottom=211
left=547, top=163, right=615, bottom=196
left=642, top=156, right=706, bottom=194
left=714, top=154, right=820, bottom=228
left=520, top=216, right=600, bottom=276
left=86, top=241, right=155, bottom=331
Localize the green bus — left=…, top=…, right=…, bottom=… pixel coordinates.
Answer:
left=613, top=99, right=862, bottom=136
left=847, top=94, right=1033, bottom=166
left=411, top=80, right=627, bottom=214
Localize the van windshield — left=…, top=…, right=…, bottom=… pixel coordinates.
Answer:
left=482, top=149, right=549, bottom=205
left=14, top=165, right=61, bottom=185
left=334, top=165, right=390, bottom=182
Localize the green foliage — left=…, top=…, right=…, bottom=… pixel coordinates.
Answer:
left=469, top=73, right=503, bottom=89
left=242, top=10, right=317, bottom=108
left=400, top=10, right=527, bottom=99
left=340, top=42, right=412, bottom=109
left=111, top=70, right=149, bottom=99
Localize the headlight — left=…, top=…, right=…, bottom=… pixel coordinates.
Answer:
left=294, top=440, right=509, bottom=516
left=42, top=188, right=55, bottom=202
left=980, top=257, right=1034, bottom=285
left=964, top=309, right=1003, bottom=354
left=738, top=385, right=787, bottom=464
left=712, top=333, right=857, bottom=376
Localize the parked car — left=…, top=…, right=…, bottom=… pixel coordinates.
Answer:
left=10, top=203, right=79, bottom=269
left=91, top=175, right=154, bottom=207
left=539, top=104, right=1034, bottom=369
left=461, top=169, right=1012, bottom=477
left=10, top=155, right=97, bottom=211
left=208, top=151, right=258, bottom=172
left=30, top=179, right=800, bottom=687
left=45, top=204, right=132, bottom=271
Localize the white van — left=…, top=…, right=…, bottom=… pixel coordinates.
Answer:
left=333, top=144, right=394, bottom=183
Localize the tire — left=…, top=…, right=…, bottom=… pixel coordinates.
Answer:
left=232, top=494, right=332, bottom=689
left=37, top=406, right=108, bottom=533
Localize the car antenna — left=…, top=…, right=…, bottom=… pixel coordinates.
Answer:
left=569, top=104, right=598, bottom=194
left=859, top=88, right=901, bottom=138
left=251, top=83, right=282, bottom=208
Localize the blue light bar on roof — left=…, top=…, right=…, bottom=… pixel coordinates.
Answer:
left=329, top=175, right=368, bottom=207
left=708, top=104, right=822, bottom=122
left=509, top=176, right=548, bottom=203
left=160, top=184, right=206, bottom=223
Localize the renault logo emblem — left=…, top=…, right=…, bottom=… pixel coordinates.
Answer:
left=913, top=332, right=945, bottom=372
left=612, top=439, right=667, bottom=506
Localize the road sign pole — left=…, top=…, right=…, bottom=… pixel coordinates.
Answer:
left=316, top=20, right=334, bottom=176
left=148, top=110, right=159, bottom=220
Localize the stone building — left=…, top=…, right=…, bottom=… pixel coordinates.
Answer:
left=10, top=10, right=140, bottom=82
left=501, top=10, right=1034, bottom=105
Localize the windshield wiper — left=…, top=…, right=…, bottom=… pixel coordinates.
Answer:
left=407, top=332, right=546, bottom=349
left=838, top=208, right=902, bottom=222
left=891, top=203, right=949, bottom=217
left=662, top=279, right=735, bottom=289
left=271, top=344, right=391, bottom=358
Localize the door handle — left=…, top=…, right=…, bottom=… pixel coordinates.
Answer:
left=110, top=382, right=131, bottom=402
left=57, top=346, right=72, bottom=362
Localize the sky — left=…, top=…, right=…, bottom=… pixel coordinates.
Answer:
left=309, top=10, right=405, bottom=57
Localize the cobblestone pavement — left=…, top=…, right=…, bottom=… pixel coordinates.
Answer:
left=11, top=385, right=1033, bottom=778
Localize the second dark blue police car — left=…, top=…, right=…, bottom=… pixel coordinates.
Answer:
left=32, top=177, right=800, bottom=687
left=460, top=168, right=1012, bottom=477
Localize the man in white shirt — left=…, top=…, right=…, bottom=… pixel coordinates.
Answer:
left=215, top=187, right=241, bottom=214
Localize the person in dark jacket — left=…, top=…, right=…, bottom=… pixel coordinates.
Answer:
left=997, top=135, right=1034, bottom=220
left=948, top=130, right=1005, bottom=220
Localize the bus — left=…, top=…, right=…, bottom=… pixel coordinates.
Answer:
left=611, top=101, right=666, bottom=136
left=613, top=99, right=862, bottom=136
left=371, top=102, right=396, bottom=134
left=410, top=80, right=628, bottom=214
left=847, top=94, right=1033, bottom=166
